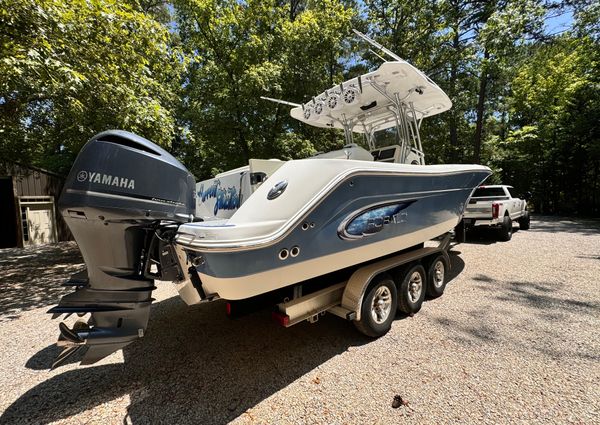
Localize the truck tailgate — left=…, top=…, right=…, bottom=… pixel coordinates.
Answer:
left=464, top=201, right=492, bottom=219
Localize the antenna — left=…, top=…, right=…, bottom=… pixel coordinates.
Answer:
left=368, top=49, right=387, bottom=63
left=260, top=96, right=301, bottom=107
left=353, top=29, right=403, bottom=62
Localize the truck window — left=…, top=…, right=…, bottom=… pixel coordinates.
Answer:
left=472, top=187, right=507, bottom=198
left=504, top=187, right=514, bottom=198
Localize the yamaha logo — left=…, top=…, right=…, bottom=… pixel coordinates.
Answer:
left=77, top=171, right=88, bottom=182
left=76, top=170, right=135, bottom=190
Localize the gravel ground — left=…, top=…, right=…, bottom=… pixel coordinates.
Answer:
left=0, top=216, right=599, bottom=424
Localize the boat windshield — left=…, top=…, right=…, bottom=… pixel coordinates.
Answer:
left=372, top=127, right=399, bottom=149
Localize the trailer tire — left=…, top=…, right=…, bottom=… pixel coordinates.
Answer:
left=396, top=264, right=426, bottom=314
left=519, top=211, right=530, bottom=230
left=426, top=254, right=448, bottom=298
left=499, top=215, right=513, bottom=241
left=354, top=273, right=397, bottom=338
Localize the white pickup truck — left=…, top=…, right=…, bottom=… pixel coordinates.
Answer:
left=457, top=185, right=530, bottom=241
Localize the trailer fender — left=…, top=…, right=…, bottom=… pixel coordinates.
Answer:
left=341, top=234, right=451, bottom=321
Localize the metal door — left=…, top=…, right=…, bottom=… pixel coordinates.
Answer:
left=18, top=197, right=58, bottom=246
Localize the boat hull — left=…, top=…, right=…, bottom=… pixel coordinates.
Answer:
left=176, top=168, right=490, bottom=300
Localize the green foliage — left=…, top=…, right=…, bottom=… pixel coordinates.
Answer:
left=492, top=34, right=600, bottom=214
left=0, top=0, right=598, bottom=215
left=0, top=0, right=183, bottom=174
left=173, top=0, right=355, bottom=178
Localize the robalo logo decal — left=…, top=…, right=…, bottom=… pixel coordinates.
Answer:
left=337, top=200, right=416, bottom=240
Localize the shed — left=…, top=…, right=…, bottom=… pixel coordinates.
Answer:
left=0, top=163, right=71, bottom=248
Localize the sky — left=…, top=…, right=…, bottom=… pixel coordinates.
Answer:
left=544, top=8, right=575, bottom=35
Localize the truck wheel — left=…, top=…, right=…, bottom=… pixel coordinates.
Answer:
left=499, top=215, right=513, bottom=241
left=454, top=219, right=466, bottom=243
left=519, top=211, right=530, bottom=230
left=354, top=273, right=398, bottom=338
left=426, top=255, right=448, bottom=298
left=396, top=264, right=426, bottom=314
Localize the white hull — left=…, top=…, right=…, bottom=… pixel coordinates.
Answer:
left=190, top=219, right=455, bottom=300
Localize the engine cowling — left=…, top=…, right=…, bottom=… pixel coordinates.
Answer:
left=50, top=130, right=196, bottom=367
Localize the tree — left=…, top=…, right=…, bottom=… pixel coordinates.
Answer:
left=173, top=0, right=355, bottom=179
left=0, top=0, right=183, bottom=174
left=1, top=0, right=598, bottom=216
left=471, top=0, right=544, bottom=163
left=498, top=34, right=599, bottom=214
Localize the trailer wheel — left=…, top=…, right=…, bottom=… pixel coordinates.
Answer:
left=396, top=264, right=426, bottom=314
left=499, top=215, right=513, bottom=241
left=519, top=211, right=530, bottom=230
left=425, top=255, right=448, bottom=298
left=354, top=273, right=397, bottom=338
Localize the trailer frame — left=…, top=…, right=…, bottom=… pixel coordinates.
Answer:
left=273, top=233, right=452, bottom=335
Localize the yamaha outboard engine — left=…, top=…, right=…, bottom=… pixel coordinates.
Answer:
left=49, top=130, right=195, bottom=368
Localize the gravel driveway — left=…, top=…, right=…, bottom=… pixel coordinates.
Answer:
left=0, top=216, right=599, bottom=424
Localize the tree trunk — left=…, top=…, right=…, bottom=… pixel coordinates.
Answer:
left=592, top=162, right=600, bottom=216
left=237, top=127, right=250, bottom=163
left=473, top=49, right=489, bottom=164
left=289, top=0, right=302, bottom=21
left=448, top=26, right=460, bottom=163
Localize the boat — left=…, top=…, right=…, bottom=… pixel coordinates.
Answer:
left=173, top=30, right=490, bottom=301
left=49, top=30, right=490, bottom=367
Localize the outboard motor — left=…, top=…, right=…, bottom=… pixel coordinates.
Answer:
left=49, top=130, right=196, bottom=368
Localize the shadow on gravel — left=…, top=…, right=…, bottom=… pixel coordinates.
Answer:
left=576, top=254, right=600, bottom=260
left=25, top=344, right=75, bottom=370
left=467, top=227, right=501, bottom=245
left=0, top=243, right=84, bottom=321
left=528, top=216, right=600, bottom=235
left=4, top=295, right=374, bottom=424
left=445, top=251, right=465, bottom=286
left=7, top=253, right=469, bottom=424
left=439, top=273, right=600, bottom=362
left=483, top=280, right=599, bottom=316
left=461, top=227, right=522, bottom=245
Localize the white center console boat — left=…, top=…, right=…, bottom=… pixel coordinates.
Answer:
left=49, top=31, right=490, bottom=367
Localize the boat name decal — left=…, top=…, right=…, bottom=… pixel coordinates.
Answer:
left=198, top=179, right=241, bottom=215
left=337, top=200, right=416, bottom=240
left=77, top=170, right=135, bottom=190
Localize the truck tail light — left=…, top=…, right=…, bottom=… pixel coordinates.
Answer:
left=492, top=202, right=499, bottom=219
left=272, top=311, right=290, bottom=327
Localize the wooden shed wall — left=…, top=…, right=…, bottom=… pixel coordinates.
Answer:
left=0, top=163, right=72, bottom=244
left=12, top=167, right=63, bottom=197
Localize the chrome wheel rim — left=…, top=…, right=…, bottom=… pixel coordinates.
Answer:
left=408, top=272, right=423, bottom=303
left=433, top=261, right=445, bottom=288
left=370, top=286, right=392, bottom=324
